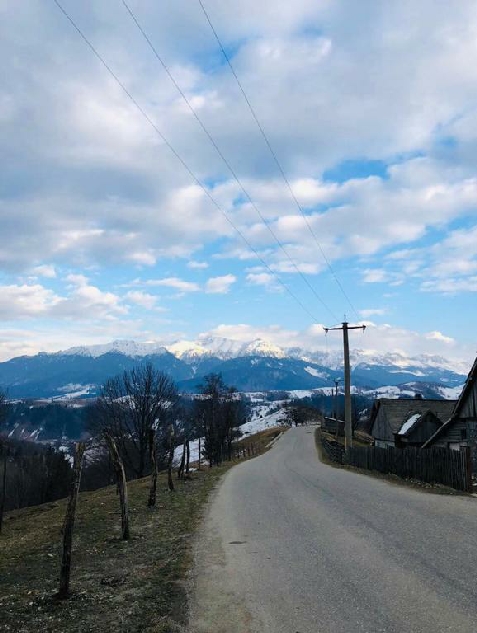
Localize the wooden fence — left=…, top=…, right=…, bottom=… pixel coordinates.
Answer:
left=345, top=445, right=473, bottom=492
left=321, top=436, right=345, bottom=465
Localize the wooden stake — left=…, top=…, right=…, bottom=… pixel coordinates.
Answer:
left=104, top=435, right=130, bottom=540
left=57, top=442, right=86, bottom=599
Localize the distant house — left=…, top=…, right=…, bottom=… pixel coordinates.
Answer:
left=322, top=416, right=344, bottom=436
left=369, top=398, right=457, bottom=448
left=423, top=357, right=477, bottom=456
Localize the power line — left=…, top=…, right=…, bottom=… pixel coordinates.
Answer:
left=52, top=0, right=329, bottom=325
left=120, top=0, right=337, bottom=322
left=196, top=0, right=360, bottom=322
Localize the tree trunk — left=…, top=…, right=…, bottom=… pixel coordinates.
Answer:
left=167, top=425, right=175, bottom=491
left=185, top=440, right=190, bottom=475
left=177, top=443, right=186, bottom=480
left=198, top=437, right=201, bottom=471
left=147, top=429, right=157, bottom=508
left=105, top=435, right=130, bottom=540
left=0, top=448, right=7, bottom=535
left=57, top=442, right=86, bottom=599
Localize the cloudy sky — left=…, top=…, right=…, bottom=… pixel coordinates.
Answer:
left=1, top=0, right=477, bottom=366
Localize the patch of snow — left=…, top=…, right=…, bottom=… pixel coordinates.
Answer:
left=304, top=366, right=326, bottom=378
left=53, top=384, right=96, bottom=399
left=436, top=385, right=464, bottom=399
left=398, top=413, right=421, bottom=435
left=287, top=390, right=315, bottom=399
left=166, top=340, right=208, bottom=359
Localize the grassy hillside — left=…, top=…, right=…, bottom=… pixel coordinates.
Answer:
left=0, top=427, right=287, bottom=633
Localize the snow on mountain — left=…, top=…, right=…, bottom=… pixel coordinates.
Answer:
left=166, top=340, right=209, bottom=359
left=432, top=384, right=464, bottom=400
left=53, top=337, right=467, bottom=377
left=59, top=340, right=168, bottom=358
left=240, top=339, right=285, bottom=358
left=169, top=336, right=286, bottom=361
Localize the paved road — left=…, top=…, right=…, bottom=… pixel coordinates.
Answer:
left=189, top=427, right=477, bottom=633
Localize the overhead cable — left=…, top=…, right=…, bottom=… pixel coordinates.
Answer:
left=52, top=0, right=334, bottom=325
left=196, top=0, right=360, bottom=322
left=121, top=0, right=337, bottom=322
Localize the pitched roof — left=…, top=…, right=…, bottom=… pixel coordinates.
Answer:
left=453, top=356, right=477, bottom=418
left=423, top=357, right=477, bottom=448
left=369, top=398, right=457, bottom=437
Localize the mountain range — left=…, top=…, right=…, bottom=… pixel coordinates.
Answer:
left=0, top=338, right=468, bottom=400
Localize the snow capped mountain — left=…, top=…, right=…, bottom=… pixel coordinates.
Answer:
left=59, top=340, right=168, bottom=358
left=240, top=339, right=285, bottom=358
left=167, top=336, right=285, bottom=360
left=166, top=340, right=209, bottom=359
left=49, top=337, right=468, bottom=376
left=0, top=336, right=469, bottom=400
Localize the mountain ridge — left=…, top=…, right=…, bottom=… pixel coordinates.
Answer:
left=0, top=337, right=468, bottom=400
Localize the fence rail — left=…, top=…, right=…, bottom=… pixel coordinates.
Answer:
left=321, top=436, right=345, bottom=465
left=321, top=436, right=472, bottom=492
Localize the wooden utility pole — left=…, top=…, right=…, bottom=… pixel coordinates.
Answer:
left=334, top=378, right=341, bottom=439
left=324, top=322, right=366, bottom=450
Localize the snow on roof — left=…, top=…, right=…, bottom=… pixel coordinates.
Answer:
left=398, top=413, right=421, bottom=435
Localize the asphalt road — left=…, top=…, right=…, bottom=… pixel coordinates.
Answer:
left=189, top=427, right=477, bottom=633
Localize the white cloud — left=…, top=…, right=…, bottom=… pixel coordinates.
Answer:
left=188, top=260, right=209, bottom=269
left=2, top=1, right=477, bottom=360
left=359, top=309, right=386, bottom=318
left=128, top=252, right=157, bottom=266
left=0, top=284, right=61, bottom=319
left=0, top=280, right=126, bottom=322
left=31, top=265, right=56, bottom=278
left=202, top=321, right=472, bottom=370
left=125, top=291, right=159, bottom=310
left=246, top=272, right=277, bottom=289
left=425, top=331, right=454, bottom=344
left=65, top=273, right=89, bottom=287
left=152, top=277, right=201, bottom=292
left=205, top=274, right=237, bottom=294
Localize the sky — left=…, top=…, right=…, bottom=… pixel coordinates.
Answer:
left=1, top=0, right=477, bottom=367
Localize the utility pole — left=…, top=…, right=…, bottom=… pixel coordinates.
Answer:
left=334, top=378, right=341, bottom=439
left=324, top=322, right=366, bottom=450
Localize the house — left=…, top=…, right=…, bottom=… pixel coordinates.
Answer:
left=321, top=416, right=344, bottom=435
left=369, top=398, right=457, bottom=448
left=423, top=357, right=477, bottom=456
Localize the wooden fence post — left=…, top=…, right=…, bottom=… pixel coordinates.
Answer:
left=465, top=446, right=473, bottom=493
left=57, top=442, right=86, bottom=599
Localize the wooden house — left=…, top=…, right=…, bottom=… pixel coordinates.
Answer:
left=369, top=398, right=457, bottom=448
left=321, top=416, right=344, bottom=436
left=423, top=357, right=477, bottom=457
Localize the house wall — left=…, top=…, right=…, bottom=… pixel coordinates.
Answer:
left=431, top=417, right=469, bottom=449
left=371, top=408, right=394, bottom=444
left=459, top=379, right=477, bottom=418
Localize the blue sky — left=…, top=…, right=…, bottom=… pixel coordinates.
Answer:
left=0, top=0, right=477, bottom=368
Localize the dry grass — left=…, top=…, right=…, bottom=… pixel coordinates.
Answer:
left=0, top=428, right=287, bottom=633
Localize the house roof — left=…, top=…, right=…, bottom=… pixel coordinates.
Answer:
left=422, top=356, right=477, bottom=448
left=452, top=356, right=477, bottom=418
left=369, top=398, right=457, bottom=438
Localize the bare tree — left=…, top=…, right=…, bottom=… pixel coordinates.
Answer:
left=147, top=428, right=157, bottom=508
left=57, top=442, right=86, bottom=600
left=167, top=424, right=175, bottom=492
left=91, top=364, right=178, bottom=490
left=195, top=374, right=247, bottom=467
